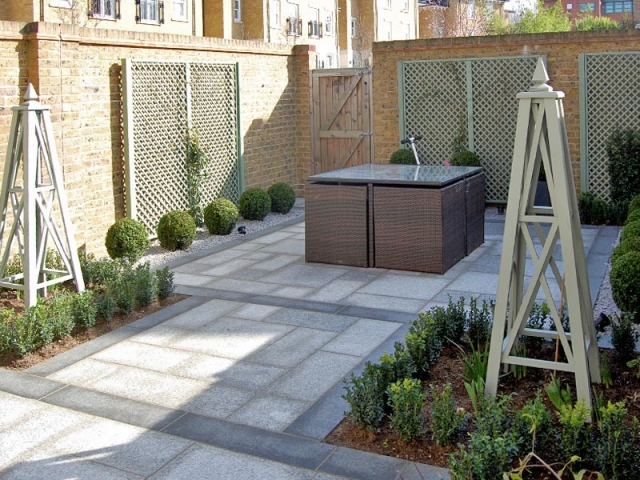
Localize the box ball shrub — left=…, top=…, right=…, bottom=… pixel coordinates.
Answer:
left=157, top=210, right=196, bottom=251
left=105, top=218, right=150, bottom=262
left=621, top=219, right=640, bottom=244
left=625, top=208, right=640, bottom=226
left=450, top=150, right=482, bottom=167
left=203, top=198, right=239, bottom=235
left=268, top=182, right=296, bottom=214
left=239, top=187, right=271, bottom=221
left=628, top=194, right=640, bottom=215
left=390, top=148, right=416, bottom=165
left=610, top=251, right=640, bottom=314
left=612, top=236, right=640, bottom=262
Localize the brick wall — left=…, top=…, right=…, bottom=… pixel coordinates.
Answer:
left=372, top=29, right=640, bottom=192
left=0, top=21, right=314, bottom=256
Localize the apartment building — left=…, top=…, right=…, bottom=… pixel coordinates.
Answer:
left=0, top=0, right=204, bottom=35
left=542, top=0, right=633, bottom=23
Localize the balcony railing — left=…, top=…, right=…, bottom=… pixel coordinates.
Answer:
left=308, top=20, right=323, bottom=38
left=286, top=16, right=302, bottom=36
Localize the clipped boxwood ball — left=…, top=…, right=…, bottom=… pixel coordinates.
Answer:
left=612, top=236, right=640, bottom=262
left=610, top=251, right=640, bottom=314
left=625, top=208, right=640, bottom=226
left=157, top=210, right=196, bottom=251
left=204, top=198, right=239, bottom=235
left=450, top=150, right=482, bottom=167
left=621, top=219, right=640, bottom=244
left=105, top=218, right=150, bottom=262
left=239, top=187, right=271, bottom=221
left=628, top=194, right=640, bottom=215
left=268, top=182, right=296, bottom=214
left=390, top=148, right=415, bottom=165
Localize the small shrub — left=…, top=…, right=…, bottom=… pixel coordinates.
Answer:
left=525, top=302, right=549, bottom=350
left=444, top=296, right=467, bottom=344
left=342, top=362, right=386, bottom=431
left=430, top=383, right=466, bottom=446
left=390, top=148, right=415, bottom=165
left=558, top=400, right=591, bottom=462
left=467, top=297, right=493, bottom=347
left=610, top=313, right=639, bottom=364
left=387, top=378, right=426, bottom=442
left=268, top=183, right=296, bottom=214
left=47, top=292, right=75, bottom=340
left=608, top=200, right=628, bottom=226
left=7, top=310, right=42, bottom=356
left=625, top=208, right=640, bottom=226
left=107, top=267, right=136, bottom=315
left=449, top=431, right=520, bottom=480
left=405, top=313, right=443, bottom=378
left=607, top=128, right=640, bottom=207
left=621, top=219, right=640, bottom=244
left=80, top=254, right=124, bottom=287
left=475, top=392, right=515, bottom=440
left=239, top=188, right=271, bottom=221
left=628, top=194, right=640, bottom=215
left=610, top=252, right=640, bottom=314
left=450, top=150, right=482, bottom=167
left=517, top=392, right=553, bottom=453
left=156, top=267, right=174, bottom=300
left=157, top=210, right=196, bottom=251
left=575, top=14, right=620, bottom=31
left=135, top=262, right=157, bottom=307
left=578, top=192, right=609, bottom=225
left=95, top=291, right=117, bottom=321
left=545, top=374, right=572, bottom=411
left=105, top=218, right=150, bottom=262
left=379, top=342, right=417, bottom=387
left=203, top=198, right=239, bottom=235
left=72, top=290, right=97, bottom=329
left=612, top=236, right=640, bottom=262
left=592, top=401, right=639, bottom=479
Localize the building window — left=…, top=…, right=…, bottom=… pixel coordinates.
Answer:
left=50, top=0, right=71, bottom=7
left=287, top=2, right=301, bottom=35
left=579, top=2, right=594, bottom=11
left=402, top=0, right=409, bottom=10
left=384, top=20, right=392, bottom=40
left=90, top=0, right=119, bottom=18
left=136, top=0, right=163, bottom=23
left=270, top=0, right=280, bottom=26
left=566, top=3, right=573, bottom=8
left=233, top=0, right=241, bottom=21
left=326, top=54, right=334, bottom=68
left=603, top=0, right=632, bottom=11
left=173, top=0, right=186, bottom=19
left=325, top=10, right=333, bottom=35
left=351, top=16, right=356, bottom=37
left=308, top=7, right=321, bottom=37
left=403, top=22, right=410, bottom=39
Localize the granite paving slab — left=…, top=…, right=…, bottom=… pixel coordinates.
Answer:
left=358, top=274, right=450, bottom=300
left=321, top=319, right=402, bottom=357
left=226, top=394, right=311, bottom=431
left=248, top=327, right=338, bottom=368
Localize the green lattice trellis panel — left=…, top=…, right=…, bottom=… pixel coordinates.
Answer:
left=400, top=56, right=540, bottom=203
left=122, top=59, right=241, bottom=235
left=581, top=52, right=640, bottom=202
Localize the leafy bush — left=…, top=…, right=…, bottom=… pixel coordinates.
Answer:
left=626, top=208, right=640, bottom=226
left=203, top=198, right=239, bottom=235
left=79, top=253, right=124, bottom=287
left=379, top=342, right=417, bottom=387
left=157, top=210, right=196, bottom=251
left=342, top=362, right=387, bottom=431
left=387, top=378, right=426, bottom=442
left=578, top=192, right=610, bottom=225
left=95, top=291, right=117, bottom=321
left=47, top=293, right=75, bottom=340
left=405, top=313, right=443, bottom=378
left=135, top=262, right=157, bottom=307
left=390, top=148, right=415, bottom=165
left=525, top=302, right=549, bottom=350
left=430, top=383, right=466, bottom=446
left=575, top=14, right=620, bottom=31
left=156, top=267, right=175, bottom=300
left=71, top=290, right=97, bottom=329
left=612, top=236, right=640, bottom=262
left=105, top=218, right=150, bottom=262
left=628, top=194, right=640, bottom=215
left=461, top=342, right=488, bottom=385
left=107, top=267, right=136, bottom=315
left=610, top=313, right=639, bottom=364
left=239, top=188, right=271, bottom=221
left=450, top=150, right=482, bottom=167
left=268, top=183, right=296, bottom=214
left=610, top=252, right=640, bottom=314
left=467, top=297, right=493, bottom=347
left=516, top=392, right=553, bottom=453
left=592, top=401, right=639, bottom=479
left=449, top=431, right=520, bottom=480
left=621, top=219, right=640, bottom=244
left=607, top=129, right=640, bottom=208
left=558, top=401, right=591, bottom=463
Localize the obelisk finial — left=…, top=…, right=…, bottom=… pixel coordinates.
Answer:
left=530, top=58, right=552, bottom=92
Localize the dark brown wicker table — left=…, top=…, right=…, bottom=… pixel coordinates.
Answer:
left=305, top=164, right=485, bottom=274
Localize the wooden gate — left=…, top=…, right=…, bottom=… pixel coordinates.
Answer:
left=311, top=68, right=373, bottom=174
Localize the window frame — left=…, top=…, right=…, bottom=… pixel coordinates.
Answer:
left=351, top=16, right=356, bottom=38
left=324, top=9, right=333, bottom=35
left=233, top=0, right=241, bottom=22
left=136, top=0, right=164, bottom=25
left=270, top=0, right=281, bottom=26
left=172, top=0, right=187, bottom=20
left=89, top=0, right=120, bottom=19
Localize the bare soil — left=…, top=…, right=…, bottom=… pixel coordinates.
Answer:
left=0, top=290, right=187, bottom=371
left=325, top=344, right=640, bottom=471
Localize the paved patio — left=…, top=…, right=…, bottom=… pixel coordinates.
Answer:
left=0, top=212, right=619, bottom=479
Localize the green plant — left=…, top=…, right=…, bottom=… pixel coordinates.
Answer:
left=460, top=341, right=488, bottom=385
left=107, top=267, right=136, bottom=315
left=342, top=362, right=386, bottom=431
left=387, top=378, right=426, bottom=442
left=239, top=188, right=271, bottom=221
left=95, top=291, right=116, bottom=321
left=104, top=218, right=150, bottom=262
left=576, top=13, right=620, bottom=31
left=405, top=313, right=443, bottom=378
left=592, top=401, right=638, bottom=480
left=445, top=296, right=467, bottom=344
left=545, top=374, right=572, bottom=411
left=184, top=130, right=211, bottom=226
left=625, top=208, right=640, bottom=226
left=203, top=198, right=239, bottom=235
left=612, top=235, right=640, bottom=262
left=505, top=453, right=604, bottom=480
left=466, top=297, right=493, bottom=347
left=268, top=182, right=296, bottom=214
left=47, top=292, right=75, bottom=340
left=610, top=312, right=639, bottom=364
left=389, top=148, right=415, bottom=165
left=156, top=267, right=174, bottom=300
left=600, top=354, right=613, bottom=388
left=464, top=377, right=484, bottom=413
left=627, top=357, right=640, bottom=378
left=449, top=431, right=520, bottom=480
left=429, top=383, right=466, bottom=446
left=517, top=392, right=553, bottom=453
left=157, top=210, right=197, bottom=251
left=620, top=219, right=640, bottom=243
left=607, top=128, right=640, bottom=208
left=610, top=252, right=640, bottom=315
left=525, top=302, right=550, bottom=350
left=71, top=290, right=97, bottom=329
left=79, top=254, right=124, bottom=287
left=558, top=400, right=591, bottom=462
left=578, top=192, right=610, bottom=225
left=628, top=194, right=640, bottom=215
left=475, top=393, right=515, bottom=440
left=512, top=343, right=528, bottom=380
left=135, top=262, right=157, bottom=307
left=450, top=150, right=482, bottom=167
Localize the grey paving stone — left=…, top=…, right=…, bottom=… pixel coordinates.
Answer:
left=248, top=295, right=343, bottom=314
left=260, top=238, right=306, bottom=255
left=92, top=341, right=194, bottom=373
left=337, top=306, right=417, bottom=323
left=206, top=277, right=282, bottom=294
left=319, top=446, right=407, bottom=480
left=47, top=358, right=121, bottom=386
left=274, top=285, right=316, bottom=298
left=216, top=362, right=286, bottom=390
left=267, top=351, right=361, bottom=402
left=399, top=462, right=451, bottom=480
left=170, top=354, right=236, bottom=381
left=173, top=261, right=219, bottom=274
left=307, top=279, right=367, bottom=302
left=174, top=318, right=294, bottom=359
left=172, top=272, right=215, bottom=286
left=261, top=264, right=348, bottom=288
left=468, top=254, right=502, bottom=274
left=321, top=319, right=402, bottom=357
left=0, top=368, right=66, bottom=399
left=446, top=271, right=500, bottom=295
left=250, top=254, right=300, bottom=271
left=42, top=386, right=185, bottom=431
left=163, top=414, right=335, bottom=471
left=227, top=267, right=272, bottom=281
left=129, top=324, right=187, bottom=348
left=342, top=293, right=428, bottom=313
left=249, top=231, right=297, bottom=244
left=149, top=443, right=317, bottom=480
left=127, top=295, right=211, bottom=330
left=227, top=394, right=310, bottom=431
left=1, top=445, right=144, bottom=480
left=161, top=299, right=241, bottom=329
left=201, top=258, right=260, bottom=276
left=229, top=303, right=282, bottom=321
left=249, top=327, right=337, bottom=368
left=49, top=417, right=193, bottom=476
left=339, top=270, right=383, bottom=282
left=265, top=309, right=357, bottom=332
left=193, top=248, right=249, bottom=265
left=175, top=384, right=255, bottom=418
left=357, top=275, right=448, bottom=300
left=0, top=391, right=48, bottom=430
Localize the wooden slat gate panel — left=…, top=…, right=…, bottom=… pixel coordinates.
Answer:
left=311, top=68, right=373, bottom=174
